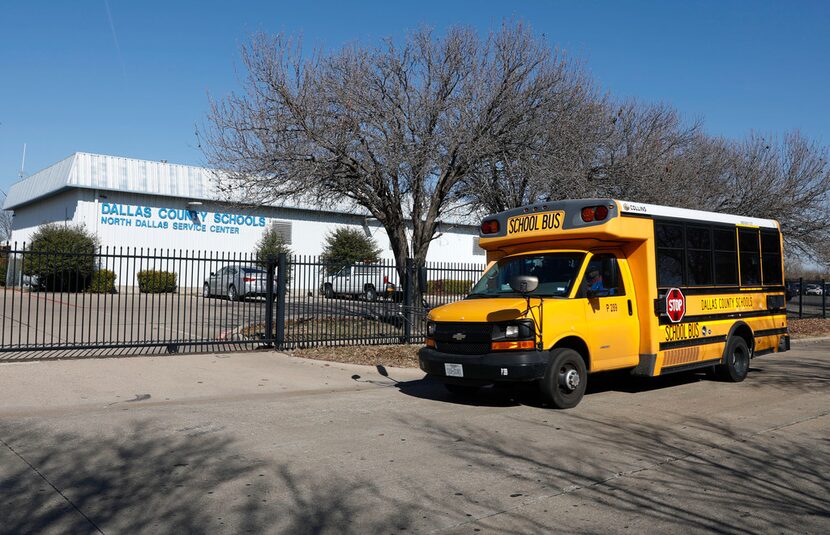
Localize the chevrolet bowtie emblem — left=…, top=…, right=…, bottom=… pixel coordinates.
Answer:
left=452, top=333, right=466, bottom=341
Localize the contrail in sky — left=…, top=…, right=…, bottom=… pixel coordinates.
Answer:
left=104, top=0, right=127, bottom=82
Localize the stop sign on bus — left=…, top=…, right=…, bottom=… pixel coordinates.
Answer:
left=666, top=288, right=685, bottom=323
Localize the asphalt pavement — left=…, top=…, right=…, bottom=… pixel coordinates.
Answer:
left=0, top=342, right=828, bottom=534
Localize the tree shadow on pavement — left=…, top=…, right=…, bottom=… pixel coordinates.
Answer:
left=0, top=421, right=412, bottom=534
left=403, top=411, right=830, bottom=534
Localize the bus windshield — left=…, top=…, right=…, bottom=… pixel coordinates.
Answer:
left=468, top=252, right=586, bottom=298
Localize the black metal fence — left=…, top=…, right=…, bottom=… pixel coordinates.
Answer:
left=785, top=278, right=829, bottom=319
left=0, top=244, right=484, bottom=356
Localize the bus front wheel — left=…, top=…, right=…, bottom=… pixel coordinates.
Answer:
left=539, top=348, right=587, bottom=409
left=716, top=336, right=750, bottom=382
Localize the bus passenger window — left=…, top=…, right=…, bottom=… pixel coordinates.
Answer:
left=713, top=228, right=738, bottom=285
left=761, top=230, right=783, bottom=285
left=739, top=229, right=761, bottom=286
left=686, top=226, right=713, bottom=286
left=656, top=223, right=684, bottom=287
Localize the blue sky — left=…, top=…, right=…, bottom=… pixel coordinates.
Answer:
left=1, top=1, right=828, bottom=195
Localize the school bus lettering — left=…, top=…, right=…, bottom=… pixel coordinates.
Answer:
left=507, top=211, right=563, bottom=235
left=664, top=322, right=700, bottom=342
left=419, top=198, right=789, bottom=410
left=700, top=296, right=755, bottom=311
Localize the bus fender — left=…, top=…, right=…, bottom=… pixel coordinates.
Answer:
left=550, top=335, right=591, bottom=372
left=724, top=321, right=755, bottom=360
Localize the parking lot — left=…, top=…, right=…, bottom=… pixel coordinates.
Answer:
left=0, top=288, right=424, bottom=357
left=0, top=341, right=827, bottom=533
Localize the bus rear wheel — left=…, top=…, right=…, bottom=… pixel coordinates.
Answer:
left=539, top=348, right=587, bottom=409
left=716, top=335, right=750, bottom=382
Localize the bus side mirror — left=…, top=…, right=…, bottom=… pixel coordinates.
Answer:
left=418, top=266, right=428, bottom=290
left=509, top=275, right=538, bottom=294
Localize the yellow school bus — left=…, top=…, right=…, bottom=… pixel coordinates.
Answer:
left=418, top=199, right=789, bottom=409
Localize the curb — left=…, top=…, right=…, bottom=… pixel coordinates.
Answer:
left=790, top=335, right=830, bottom=345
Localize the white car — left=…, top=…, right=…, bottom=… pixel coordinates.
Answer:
left=321, top=264, right=399, bottom=301
left=805, top=285, right=823, bottom=296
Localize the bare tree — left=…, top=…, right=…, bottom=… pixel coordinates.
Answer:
left=203, top=22, right=581, bottom=281
left=712, top=132, right=830, bottom=262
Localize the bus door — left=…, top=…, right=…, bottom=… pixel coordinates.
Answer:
left=579, top=252, right=640, bottom=370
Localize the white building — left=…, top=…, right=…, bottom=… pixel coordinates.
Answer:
left=4, top=152, right=485, bottom=263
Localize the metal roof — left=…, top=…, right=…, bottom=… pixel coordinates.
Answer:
left=3, top=152, right=479, bottom=226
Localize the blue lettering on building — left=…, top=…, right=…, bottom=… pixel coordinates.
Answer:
left=99, top=203, right=267, bottom=234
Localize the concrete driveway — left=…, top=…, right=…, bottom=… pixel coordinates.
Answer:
left=0, top=343, right=828, bottom=534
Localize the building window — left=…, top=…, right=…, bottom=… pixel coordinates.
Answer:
left=472, top=237, right=485, bottom=256
left=270, top=221, right=293, bottom=245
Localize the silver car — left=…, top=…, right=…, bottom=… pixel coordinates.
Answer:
left=203, top=265, right=269, bottom=301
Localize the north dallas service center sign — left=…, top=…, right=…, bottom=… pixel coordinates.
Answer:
left=100, top=203, right=266, bottom=235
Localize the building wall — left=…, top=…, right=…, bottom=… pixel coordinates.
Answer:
left=8, top=189, right=485, bottom=288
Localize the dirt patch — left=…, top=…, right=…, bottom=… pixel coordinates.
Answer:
left=284, top=318, right=821, bottom=367
left=788, top=318, right=830, bottom=339
left=286, top=344, right=421, bottom=368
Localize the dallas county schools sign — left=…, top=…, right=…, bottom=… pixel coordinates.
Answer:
left=99, top=203, right=267, bottom=235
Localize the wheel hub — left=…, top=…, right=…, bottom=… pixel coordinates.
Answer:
left=561, top=368, right=580, bottom=391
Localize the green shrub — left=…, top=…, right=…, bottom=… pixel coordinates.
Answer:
left=320, top=227, right=381, bottom=275
left=23, top=224, right=98, bottom=291
left=87, top=269, right=116, bottom=293
left=137, top=270, right=177, bottom=293
left=427, top=279, right=472, bottom=295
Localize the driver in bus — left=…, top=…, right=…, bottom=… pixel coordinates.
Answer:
left=586, top=265, right=605, bottom=292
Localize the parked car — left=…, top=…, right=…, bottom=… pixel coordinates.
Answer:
left=321, top=264, right=398, bottom=301
left=805, top=284, right=823, bottom=296
left=203, top=264, right=270, bottom=301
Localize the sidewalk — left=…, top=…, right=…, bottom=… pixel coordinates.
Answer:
left=0, top=350, right=425, bottom=416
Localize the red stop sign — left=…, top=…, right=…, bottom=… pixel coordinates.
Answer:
left=666, top=288, right=685, bottom=323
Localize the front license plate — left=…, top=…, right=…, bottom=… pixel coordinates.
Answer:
left=444, top=363, right=464, bottom=377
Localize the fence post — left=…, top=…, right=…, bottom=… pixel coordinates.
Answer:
left=264, top=256, right=276, bottom=347
left=823, top=279, right=826, bottom=319
left=403, top=258, right=414, bottom=344
left=799, top=277, right=803, bottom=319
left=275, top=253, right=287, bottom=349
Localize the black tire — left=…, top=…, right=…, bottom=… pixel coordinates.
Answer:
left=228, top=285, right=239, bottom=302
left=202, top=284, right=210, bottom=298
left=716, top=335, right=750, bottom=382
left=444, top=383, right=480, bottom=397
left=364, top=285, right=377, bottom=302
left=323, top=284, right=334, bottom=299
left=539, top=348, right=588, bottom=409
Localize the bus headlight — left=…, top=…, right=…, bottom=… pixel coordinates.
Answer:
left=427, top=321, right=436, bottom=336
left=505, top=325, right=519, bottom=339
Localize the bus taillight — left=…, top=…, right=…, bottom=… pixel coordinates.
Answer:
left=582, top=205, right=609, bottom=222
left=481, top=220, right=500, bottom=234
left=581, top=207, right=595, bottom=222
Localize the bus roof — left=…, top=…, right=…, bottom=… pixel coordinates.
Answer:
left=616, top=200, right=779, bottom=229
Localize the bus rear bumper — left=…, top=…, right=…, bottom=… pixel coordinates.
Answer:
left=418, top=347, right=548, bottom=383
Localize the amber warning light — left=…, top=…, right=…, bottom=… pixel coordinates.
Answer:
left=480, top=219, right=500, bottom=234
